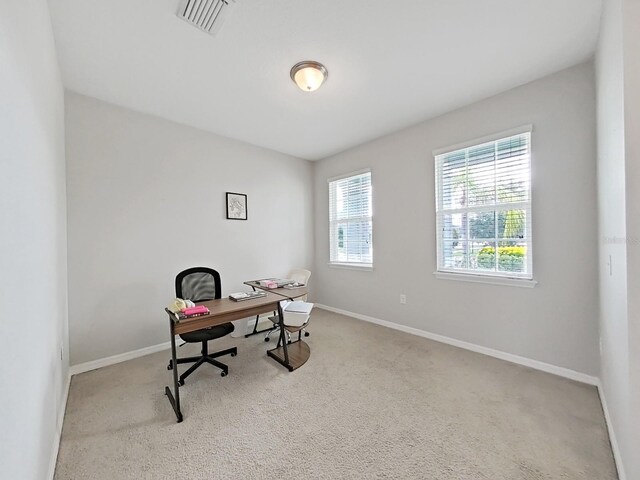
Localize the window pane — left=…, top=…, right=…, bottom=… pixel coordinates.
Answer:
left=469, top=211, right=495, bottom=240
left=331, top=222, right=348, bottom=261
left=440, top=150, right=466, bottom=210
left=440, top=213, right=466, bottom=243
left=471, top=241, right=496, bottom=273
left=441, top=240, right=467, bottom=270
left=467, top=143, right=496, bottom=207
left=498, top=209, right=527, bottom=243
left=496, top=136, right=529, bottom=204
left=332, top=173, right=371, bottom=221
left=497, top=209, right=528, bottom=274
left=329, top=171, right=372, bottom=265
left=435, top=131, right=532, bottom=279
left=353, top=221, right=372, bottom=263
left=496, top=245, right=527, bottom=273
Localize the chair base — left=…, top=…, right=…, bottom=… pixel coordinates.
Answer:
left=265, top=326, right=310, bottom=343
left=265, top=324, right=283, bottom=342
left=167, top=343, right=237, bottom=385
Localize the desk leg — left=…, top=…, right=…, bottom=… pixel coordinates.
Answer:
left=164, top=319, right=183, bottom=423
left=266, top=301, right=294, bottom=371
left=277, top=302, right=291, bottom=366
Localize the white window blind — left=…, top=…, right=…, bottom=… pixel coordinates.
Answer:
left=435, top=129, right=532, bottom=279
left=329, top=170, right=373, bottom=266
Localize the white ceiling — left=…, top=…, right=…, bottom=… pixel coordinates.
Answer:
left=49, top=0, right=602, bottom=160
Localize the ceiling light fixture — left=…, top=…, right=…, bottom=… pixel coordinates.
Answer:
left=290, top=61, right=328, bottom=92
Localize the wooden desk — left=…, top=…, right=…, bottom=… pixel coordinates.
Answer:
left=165, top=283, right=312, bottom=423
left=165, top=292, right=283, bottom=423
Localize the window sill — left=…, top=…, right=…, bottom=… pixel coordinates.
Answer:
left=328, top=262, right=373, bottom=271
left=433, top=271, right=537, bottom=288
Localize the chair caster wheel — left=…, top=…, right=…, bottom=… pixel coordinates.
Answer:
left=179, top=379, right=185, bottom=386
left=230, top=353, right=236, bottom=357
left=264, top=337, right=270, bottom=342
left=221, top=371, right=227, bottom=377
left=304, top=332, right=310, bottom=337
left=167, top=363, right=173, bottom=370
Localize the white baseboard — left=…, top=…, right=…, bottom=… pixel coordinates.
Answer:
left=48, top=371, right=71, bottom=480
left=315, top=304, right=599, bottom=386
left=69, top=315, right=274, bottom=375
left=597, top=382, right=627, bottom=480
left=69, top=341, right=173, bottom=376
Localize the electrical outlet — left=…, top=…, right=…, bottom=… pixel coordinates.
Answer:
left=400, top=294, right=407, bottom=304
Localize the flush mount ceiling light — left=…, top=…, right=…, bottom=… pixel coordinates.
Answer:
left=290, top=61, right=328, bottom=92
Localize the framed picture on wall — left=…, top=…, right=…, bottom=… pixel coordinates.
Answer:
left=226, top=192, right=248, bottom=220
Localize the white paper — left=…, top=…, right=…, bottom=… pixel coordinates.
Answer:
left=284, top=301, right=314, bottom=314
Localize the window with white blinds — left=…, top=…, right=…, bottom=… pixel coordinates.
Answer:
left=329, top=170, right=373, bottom=267
left=435, top=128, right=532, bottom=279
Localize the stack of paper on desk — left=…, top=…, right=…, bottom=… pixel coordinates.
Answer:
left=258, top=278, right=294, bottom=288
left=229, top=291, right=267, bottom=301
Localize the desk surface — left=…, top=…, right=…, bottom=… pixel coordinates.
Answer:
left=244, top=280, right=308, bottom=300
left=170, top=292, right=283, bottom=335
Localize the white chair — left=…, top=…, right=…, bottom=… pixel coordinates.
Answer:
left=265, top=268, right=311, bottom=342
left=278, top=300, right=312, bottom=346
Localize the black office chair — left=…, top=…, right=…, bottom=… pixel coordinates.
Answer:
left=167, top=267, right=237, bottom=385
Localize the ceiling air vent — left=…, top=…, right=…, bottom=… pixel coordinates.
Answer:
left=177, top=0, right=236, bottom=36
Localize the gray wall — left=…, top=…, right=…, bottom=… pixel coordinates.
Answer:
left=596, top=0, right=640, bottom=477
left=595, top=0, right=629, bottom=475
left=0, top=2, right=69, bottom=479
left=65, top=93, right=314, bottom=365
left=313, top=62, right=599, bottom=376
left=624, top=2, right=640, bottom=477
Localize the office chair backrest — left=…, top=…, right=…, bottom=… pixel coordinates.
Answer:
left=289, top=269, right=311, bottom=285
left=175, top=267, right=221, bottom=302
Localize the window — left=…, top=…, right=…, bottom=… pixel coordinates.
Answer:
left=434, top=127, right=532, bottom=281
left=329, top=170, right=373, bottom=267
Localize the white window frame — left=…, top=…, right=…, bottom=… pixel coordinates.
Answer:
left=433, top=126, right=536, bottom=288
left=328, top=169, right=373, bottom=270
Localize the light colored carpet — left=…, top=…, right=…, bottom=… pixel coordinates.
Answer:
left=55, top=309, right=617, bottom=479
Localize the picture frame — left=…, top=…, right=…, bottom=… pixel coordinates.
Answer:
left=226, top=192, right=248, bottom=220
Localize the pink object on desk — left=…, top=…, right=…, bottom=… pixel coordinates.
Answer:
left=183, top=305, right=209, bottom=315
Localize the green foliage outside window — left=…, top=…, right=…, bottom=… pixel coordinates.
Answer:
left=477, top=246, right=526, bottom=272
